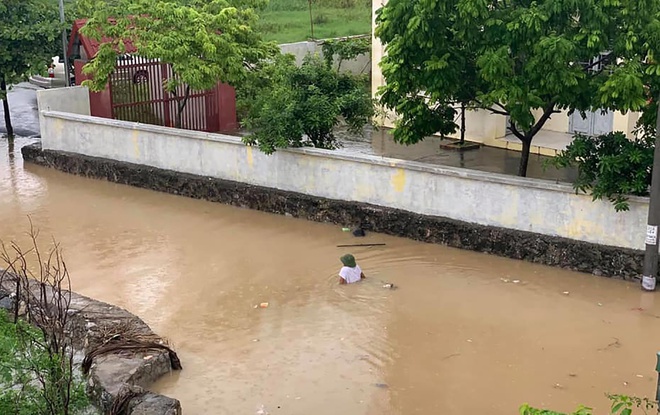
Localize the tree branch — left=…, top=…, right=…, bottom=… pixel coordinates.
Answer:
left=529, top=102, right=556, bottom=138
left=509, top=122, right=526, bottom=141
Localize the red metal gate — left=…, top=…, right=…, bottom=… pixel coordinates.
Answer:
left=108, top=55, right=224, bottom=132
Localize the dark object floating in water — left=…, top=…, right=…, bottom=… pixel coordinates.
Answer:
left=374, top=383, right=389, bottom=389
left=352, top=228, right=366, bottom=237
left=336, top=243, right=386, bottom=247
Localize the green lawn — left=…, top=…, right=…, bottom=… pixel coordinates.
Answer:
left=258, top=0, right=372, bottom=43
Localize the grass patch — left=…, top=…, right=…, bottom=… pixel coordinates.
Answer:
left=0, top=309, right=92, bottom=415
left=258, top=0, right=372, bottom=43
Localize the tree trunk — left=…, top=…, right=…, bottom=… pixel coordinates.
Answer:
left=175, top=86, right=191, bottom=129
left=518, top=138, right=531, bottom=177
left=460, top=102, right=466, bottom=145
left=1, top=75, right=14, bottom=138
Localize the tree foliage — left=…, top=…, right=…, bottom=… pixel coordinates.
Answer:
left=0, top=0, right=62, bottom=137
left=375, top=0, right=660, bottom=177
left=242, top=53, right=375, bottom=154
left=77, top=0, right=278, bottom=127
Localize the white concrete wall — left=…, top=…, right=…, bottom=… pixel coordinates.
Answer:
left=39, top=110, right=649, bottom=251
left=280, top=40, right=371, bottom=75
left=36, top=87, right=90, bottom=137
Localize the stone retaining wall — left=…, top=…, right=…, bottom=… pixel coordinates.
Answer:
left=0, top=274, right=182, bottom=415
left=22, top=143, right=645, bottom=280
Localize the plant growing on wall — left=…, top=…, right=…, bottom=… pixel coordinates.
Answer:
left=77, top=0, right=279, bottom=128
left=375, top=0, right=660, bottom=177
left=321, top=35, right=370, bottom=72
left=242, top=53, right=375, bottom=154
left=0, top=0, right=62, bottom=138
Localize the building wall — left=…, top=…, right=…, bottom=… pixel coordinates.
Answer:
left=39, top=108, right=649, bottom=251
left=280, top=39, right=371, bottom=75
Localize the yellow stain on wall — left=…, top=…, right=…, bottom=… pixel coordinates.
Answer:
left=246, top=146, right=254, bottom=167
left=391, top=168, right=406, bottom=192
left=131, top=130, right=141, bottom=158
left=560, top=198, right=610, bottom=244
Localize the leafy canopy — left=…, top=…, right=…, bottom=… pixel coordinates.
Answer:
left=77, top=0, right=279, bottom=93
left=375, top=0, right=660, bottom=176
left=242, top=53, right=375, bottom=154
left=0, top=0, right=62, bottom=91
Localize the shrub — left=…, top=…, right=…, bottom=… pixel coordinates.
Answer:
left=242, top=53, right=374, bottom=154
left=550, top=131, right=653, bottom=212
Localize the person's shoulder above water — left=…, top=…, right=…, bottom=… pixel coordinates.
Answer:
left=338, top=254, right=366, bottom=284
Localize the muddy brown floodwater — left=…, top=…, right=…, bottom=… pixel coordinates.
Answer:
left=2, top=137, right=660, bottom=415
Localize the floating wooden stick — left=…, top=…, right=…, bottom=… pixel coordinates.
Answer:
left=336, top=243, right=386, bottom=247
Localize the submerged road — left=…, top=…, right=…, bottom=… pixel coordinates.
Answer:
left=0, top=86, right=650, bottom=415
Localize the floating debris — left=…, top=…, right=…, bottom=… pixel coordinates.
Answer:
left=562, top=291, right=570, bottom=295
left=256, top=404, right=269, bottom=415
left=259, top=302, right=269, bottom=308
left=374, top=383, right=389, bottom=389
left=500, top=278, right=510, bottom=283
left=352, top=228, right=366, bottom=237
left=382, top=283, right=395, bottom=289
left=512, top=280, right=521, bottom=284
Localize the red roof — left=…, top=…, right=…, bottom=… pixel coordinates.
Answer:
left=68, top=19, right=137, bottom=59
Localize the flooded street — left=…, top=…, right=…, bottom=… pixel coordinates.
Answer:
left=0, top=139, right=660, bottom=415
left=2, top=132, right=660, bottom=414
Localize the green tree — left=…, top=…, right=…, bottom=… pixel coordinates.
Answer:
left=77, top=0, right=278, bottom=128
left=0, top=0, right=62, bottom=138
left=375, top=0, right=660, bottom=177
left=242, top=53, right=375, bottom=154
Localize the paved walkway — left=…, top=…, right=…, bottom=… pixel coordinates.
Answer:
left=335, top=127, right=577, bottom=183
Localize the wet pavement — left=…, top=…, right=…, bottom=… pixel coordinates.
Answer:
left=336, top=127, right=577, bottom=183
left=0, top=83, right=41, bottom=138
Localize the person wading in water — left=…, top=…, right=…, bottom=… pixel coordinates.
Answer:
left=338, top=254, right=366, bottom=284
